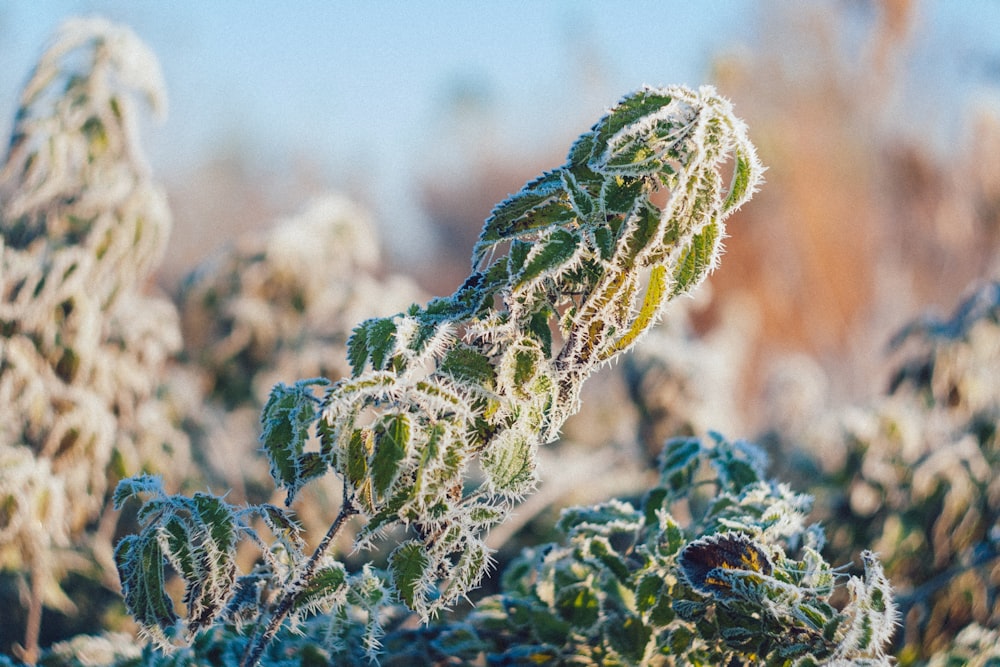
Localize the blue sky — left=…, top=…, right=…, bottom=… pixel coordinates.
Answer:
left=0, top=2, right=755, bottom=166
left=0, top=2, right=760, bottom=253
left=2, top=2, right=999, bottom=262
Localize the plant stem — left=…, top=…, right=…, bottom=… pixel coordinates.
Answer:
left=241, top=497, right=358, bottom=667
left=22, top=564, right=43, bottom=665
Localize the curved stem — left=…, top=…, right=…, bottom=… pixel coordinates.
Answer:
left=241, top=495, right=358, bottom=667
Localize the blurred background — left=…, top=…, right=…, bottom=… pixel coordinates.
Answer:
left=0, top=0, right=998, bottom=436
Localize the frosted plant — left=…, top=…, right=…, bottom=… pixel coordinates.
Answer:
left=384, top=435, right=898, bottom=666
left=179, top=194, right=421, bottom=410
left=70, top=436, right=896, bottom=667
left=114, top=85, right=765, bottom=665
left=924, top=624, right=1000, bottom=667
left=0, top=18, right=189, bottom=662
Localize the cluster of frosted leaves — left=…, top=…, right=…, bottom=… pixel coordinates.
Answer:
left=113, top=472, right=403, bottom=659
left=767, top=280, right=1000, bottom=661
left=175, top=195, right=422, bottom=507
left=334, top=435, right=895, bottom=666
left=0, top=18, right=190, bottom=606
left=312, top=85, right=763, bottom=617
left=77, top=436, right=892, bottom=667
left=113, top=84, right=763, bottom=652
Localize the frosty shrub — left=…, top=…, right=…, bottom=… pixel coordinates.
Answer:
left=112, top=85, right=787, bottom=665
left=379, top=434, right=897, bottom=666
left=48, top=437, right=897, bottom=667
left=179, top=194, right=422, bottom=412
left=754, top=280, right=1000, bottom=662
left=0, top=19, right=191, bottom=662
left=834, top=281, right=1000, bottom=661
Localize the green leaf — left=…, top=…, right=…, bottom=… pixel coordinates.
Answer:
left=294, top=562, right=348, bottom=615
left=513, top=348, right=538, bottom=390
left=371, top=413, right=410, bottom=498
left=113, top=474, right=164, bottom=509
left=605, top=613, right=653, bottom=663
left=345, top=428, right=371, bottom=487
left=590, top=88, right=676, bottom=160
left=440, top=345, right=495, bottom=387
left=527, top=308, right=554, bottom=357
left=481, top=431, right=535, bottom=496
left=588, top=536, right=630, bottom=583
left=445, top=539, right=492, bottom=604
left=466, top=502, right=506, bottom=530
left=635, top=574, right=676, bottom=627
left=347, top=322, right=370, bottom=375
left=259, top=381, right=324, bottom=503
left=349, top=317, right=398, bottom=373
left=601, top=174, right=646, bottom=214
left=619, top=200, right=662, bottom=262
left=557, top=500, right=643, bottom=538
left=516, top=227, right=580, bottom=287
left=561, top=169, right=596, bottom=218
left=114, top=534, right=178, bottom=646
left=192, top=493, right=238, bottom=554
left=390, top=540, right=430, bottom=610
left=555, top=583, right=600, bottom=628
left=671, top=219, right=721, bottom=298
left=592, top=224, right=615, bottom=261
left=477, top=171, right=574, bottom=250
left=724, top=150, right=755, bottom=212
left=659, top=437, right=702, bottom=494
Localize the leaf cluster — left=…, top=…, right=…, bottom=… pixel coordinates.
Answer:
left=112, top=83, right=765, bottom=662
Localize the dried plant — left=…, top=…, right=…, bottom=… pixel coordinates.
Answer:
left=0, top=18, right=191, bottom=662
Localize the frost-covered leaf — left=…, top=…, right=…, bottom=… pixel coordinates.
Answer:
left=670, top=219, right=722, bottom=298
left=390, top=540, right=431, bottom=612
left=259, top=379, right=327, bottom=504
left=481, top=430, right=536, bottom=496
left=659, top=437, right=703, bottom=494
left=293, top=561, right=348, bottom=617
left=114, top=534, right=178, bottom=648
left=371, top=413, right=410, bottom=499
left=515, top=227, right=581, bottom=288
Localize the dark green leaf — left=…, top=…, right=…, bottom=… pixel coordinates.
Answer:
left=605, top=612, right=652, bottom=663
left=390, top=540, right=430, bottom=610
left=294, top=563, right=348, bottom=614
left=371, top=413, right=410, bottom=498
left=440, top=345, right=495, bottom=387
left=516, top=227, right=580, bottom=287
left=555, top=583, right=600, bottom=628
left=115, top=534, right=178, bottom=643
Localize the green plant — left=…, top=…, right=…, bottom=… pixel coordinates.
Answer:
left=382, top=434, right=897, bottom=666
left=35, top=436, right=897, bottom=667
left=0, top=18, right=190, bottom=662
left=113, top=84, right=773, bottom=665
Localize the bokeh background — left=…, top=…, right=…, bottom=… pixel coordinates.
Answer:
left=4, top=1, right=1000, bottom=661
